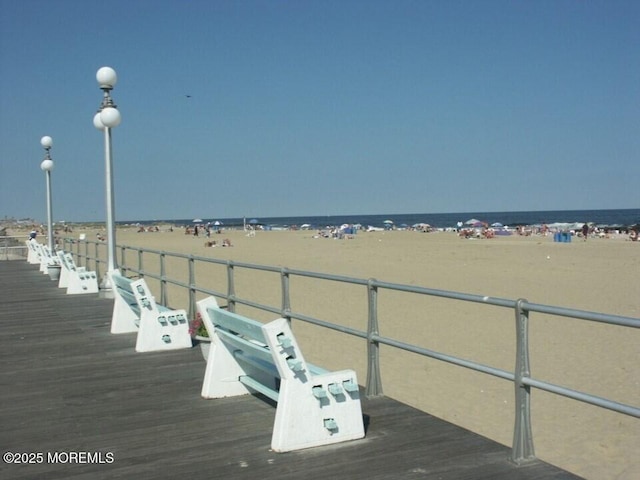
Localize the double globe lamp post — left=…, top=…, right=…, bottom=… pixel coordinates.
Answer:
left=40, top=136, right=55, bottom=255
left=93, top=66, right=122, bottom=291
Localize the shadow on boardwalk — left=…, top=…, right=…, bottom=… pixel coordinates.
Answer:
left=0, top=261, right=582, bottom=480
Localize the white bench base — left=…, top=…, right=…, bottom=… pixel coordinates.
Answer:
left=57, top=251, right=98, bottom=294
left=110, top=270, right=139, bottom=334
left=131, top=278, right=192, bottom=352
left=109, top=272, right=192, bottom=352
left=26, top=240, right=40, bottom=264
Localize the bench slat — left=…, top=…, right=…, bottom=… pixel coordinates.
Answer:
left=216, top=328, right=273, bottom=365
left=112, top=274, right=135, bottom=290
left=210, top=308, right=267, bottom=343
left=214, top=314, right=329, bottom=377
left=239, top=376, right=279, bottom=402
left=234, top=351, right=279, bottom=379
left=116, top=289, right=141, bottom=313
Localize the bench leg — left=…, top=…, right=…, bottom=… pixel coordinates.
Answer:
left=66, top=271, right=99, bottom=295
left=201, top=337, right=257, bottom=398
left=131, top=278, right=192, bottom=352
left=58, top=265, right=69, bottom=288
left=263, top=318, right=365, bottom=451
left=270, top=370, right=365, bottom=452
left=135, top=308, right=192, bottom=352
left=111, top=295, right=139, bottom=333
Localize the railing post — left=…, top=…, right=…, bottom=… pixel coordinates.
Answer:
left=160, top=253, right=167, bottom=306
left=137, top=248, right=144, bottom=277
left=281, top=267, right=291, bottom=324
left=84, top=240, right=89, bottom=268
left=119, top=245, right=126, bottom=275
left=227, top=260, right=236, bottom=313
left=188, top=255, right=196, bottom=320
left=365, top=278, right=383, bottom=397
left=512, top=298, right=536, bottom=464
left=94, top=242, right=101, bottom=280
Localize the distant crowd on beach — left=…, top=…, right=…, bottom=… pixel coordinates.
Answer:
left=457, top=222, right=639, bottom=241
left=16, top=218, right=635, bottom=246
left=115, top=220, right=640, bottom=243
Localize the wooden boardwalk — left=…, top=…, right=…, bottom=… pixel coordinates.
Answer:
left=0, top=261, right=583, bottom=480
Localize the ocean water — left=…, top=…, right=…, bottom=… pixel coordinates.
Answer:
left=126, top=208, right=640, bottom=230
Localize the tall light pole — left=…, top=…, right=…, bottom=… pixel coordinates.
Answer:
left=93, top=66, right=121, bottom=291
left=40, top=136, right=55, bottom=254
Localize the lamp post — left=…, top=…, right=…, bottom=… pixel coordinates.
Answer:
left=40, top=136, right=55, bottom=254
left=93, top=66, right=121, bottom=291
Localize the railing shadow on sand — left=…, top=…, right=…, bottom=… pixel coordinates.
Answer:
left=64, top=236, right=639, bottom=466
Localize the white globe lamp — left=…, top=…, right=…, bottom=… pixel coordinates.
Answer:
left=93, top=112, right=105, bottom=130
left=100, top=106, right=122, bottom=128
left=40, top=159, right=54, bottom=171
left=40, top=136, right=53, bottom=149
left=96, top=66, right=118, bottom=89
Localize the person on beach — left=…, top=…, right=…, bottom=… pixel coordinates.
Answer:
left=581, top=223, right=589, bottom=241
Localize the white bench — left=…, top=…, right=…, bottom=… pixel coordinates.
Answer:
left=32, top=242, right=59, bottom=273
left=56, top=251, right=99, bottom=294
left=26, top=239, right=41, bottom=264
left=196, top=296, right=365, bottom=452
left=110, top=271, right=192, bottom=353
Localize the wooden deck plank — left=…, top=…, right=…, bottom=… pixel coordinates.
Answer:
left=0, top=261, right=583, bottom=479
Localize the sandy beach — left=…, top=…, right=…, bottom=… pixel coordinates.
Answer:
left=22, top=225, right=640, bottom=479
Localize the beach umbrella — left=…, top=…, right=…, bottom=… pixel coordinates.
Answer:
left=465, top=219, right=485, bottom=227
left=192, top=218, right=203, bottom=223
left=383, top=219, right=394, bottom=224
left=214, top=220, right=222, bottom=226
left=491, top=222, right=503, bottom=228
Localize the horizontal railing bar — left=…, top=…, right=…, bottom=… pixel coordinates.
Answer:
left=523, top=377, right=640, bottom=418
left=372, top=279, right=518, bottom=308
left=231, top=297, right=282, bottom=316
left=521, top=301, right=640, bottom=328
left=288, top=311, right=368, bottom=339
left=373, top=334, right=515, bottom=381
left=283, top=267, right=371, bottom=286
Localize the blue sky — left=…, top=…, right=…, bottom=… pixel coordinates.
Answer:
left=1, top=0, right=638, bottom=223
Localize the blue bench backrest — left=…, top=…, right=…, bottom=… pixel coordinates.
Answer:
left=207, top=307, right=328, bottom=376
left=112, top=274, right=134, bottom=291
left=209, top=308, right=268, bottom=344
left=112, top=275, right=140, bottom=315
